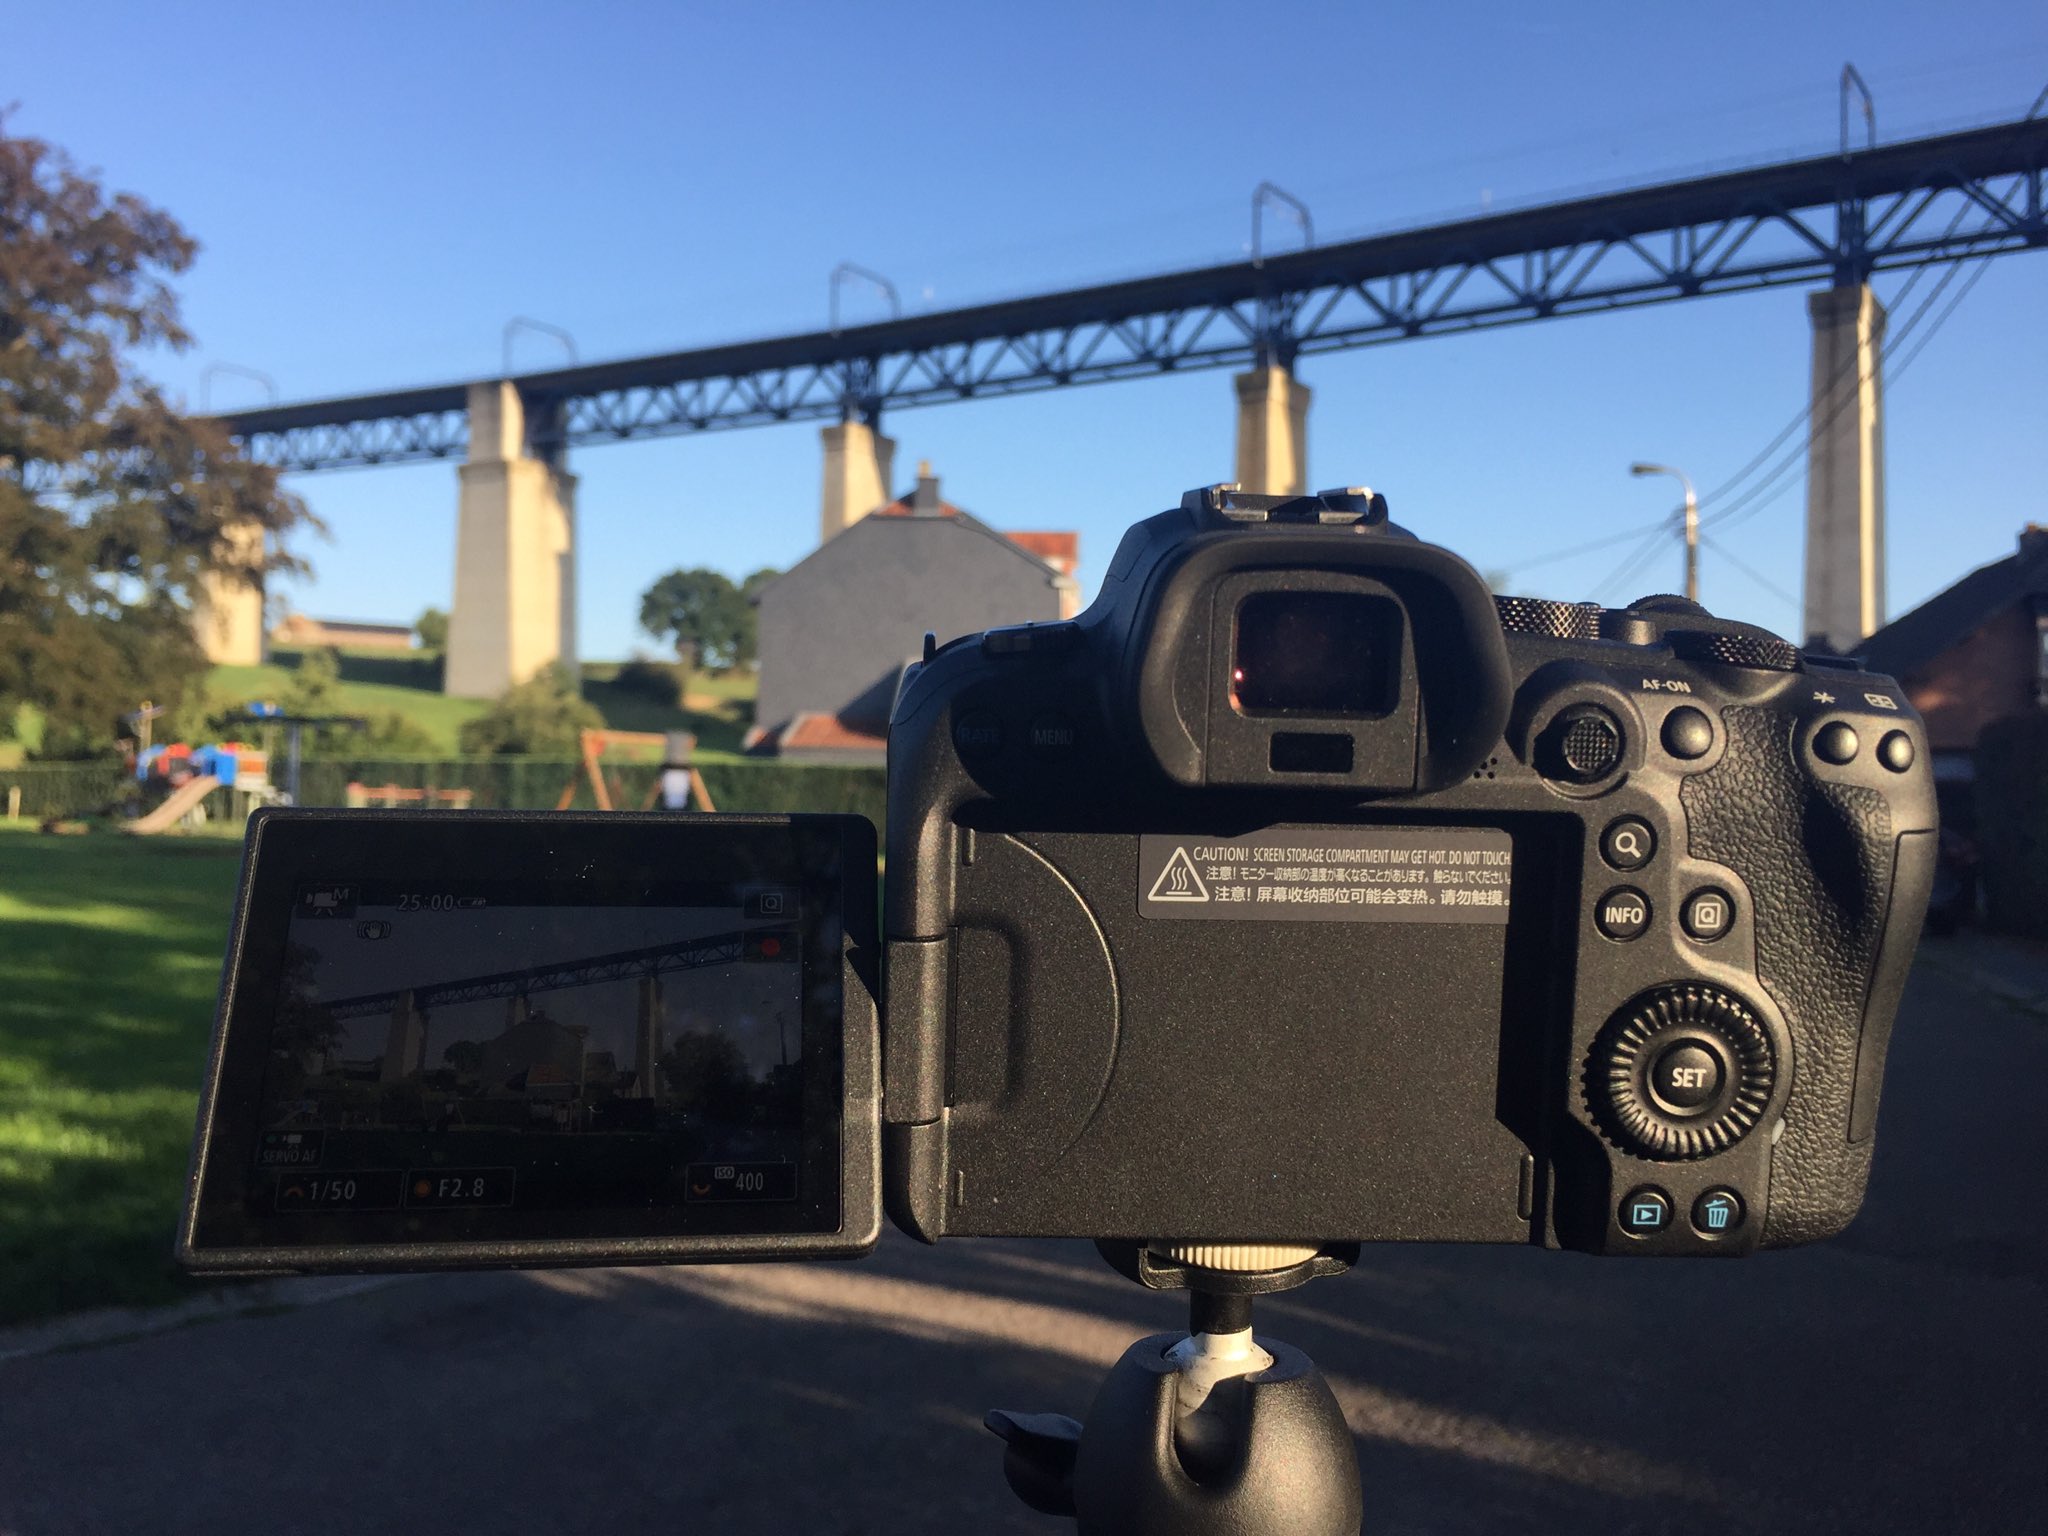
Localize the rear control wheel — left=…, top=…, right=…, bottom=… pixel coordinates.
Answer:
left=1588, top=985, right=1775, bottom=1159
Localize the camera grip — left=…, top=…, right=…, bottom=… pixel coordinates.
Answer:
left=1680, top=706, right=1892, bottom=1245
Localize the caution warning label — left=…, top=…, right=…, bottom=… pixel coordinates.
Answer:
left=1137, top=828, right=1512, bottom=924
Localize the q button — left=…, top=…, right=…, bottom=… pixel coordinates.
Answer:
left=1600, top=818, right=1656, bottom=872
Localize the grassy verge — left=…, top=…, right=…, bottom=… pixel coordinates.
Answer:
left=0, top=822, right=243, bottom=1323
left=208, top=661, right=490, bottom=755
left=205, top=654, right=755, bottom=755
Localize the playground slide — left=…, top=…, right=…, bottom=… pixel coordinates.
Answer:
left=125, top=775, right=223, bottom=835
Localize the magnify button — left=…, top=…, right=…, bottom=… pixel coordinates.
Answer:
left=1601, top=818, right=1656, bottom=872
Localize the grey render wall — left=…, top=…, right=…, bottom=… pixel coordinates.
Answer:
left=755, top=516, right=1065, bottom=737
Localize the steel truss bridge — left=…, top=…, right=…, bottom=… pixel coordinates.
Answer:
left=223, top=117, right=2048, bottom=474
left=320, top=928, right=791, bottom=1020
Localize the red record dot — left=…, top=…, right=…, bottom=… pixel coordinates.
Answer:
left=758, top=936, right=782, bottom=958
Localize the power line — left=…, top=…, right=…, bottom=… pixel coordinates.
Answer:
left=1707, top=250, right=1992, bottom=538
left=1700, top=535, right=1799, bottom=607
left=1676, top=75, right=2045, bottom=537
left=1500, top=515, right=1678, bottom=575
left=1592, top=522, right=1680, bottom=602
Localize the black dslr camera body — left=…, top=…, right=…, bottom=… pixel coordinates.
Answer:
left=178, top=484, right=1934, bottom=1275
left=879, top=485, right=1935, bottom=1259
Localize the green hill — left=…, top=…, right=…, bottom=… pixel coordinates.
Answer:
left=205, top=650, right=754, bottom=756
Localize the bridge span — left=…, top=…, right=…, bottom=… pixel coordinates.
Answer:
left=198, top=115, right=2048, bottom=686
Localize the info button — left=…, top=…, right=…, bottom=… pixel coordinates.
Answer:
left=1595, top=887, right=1652, bottom=942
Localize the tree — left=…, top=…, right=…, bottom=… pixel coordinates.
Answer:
left=265, top=646, right=432, bottom=755
left=458, top=663, right=603, bottom=756
left=414, top=607, right=448, bottom=651
left=658, top=1029, right=753, bottom=1119
left=639, top=568, right=749, bottom=671
left=736, top=567, right=779, bottom=669
left=0, top=114, right=313, bottom=757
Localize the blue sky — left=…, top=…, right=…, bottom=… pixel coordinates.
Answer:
left=10, top=1, right=2047, bottom=658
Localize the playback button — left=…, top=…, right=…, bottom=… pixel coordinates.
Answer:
left=1619, top=1186, right=1672, bottom=1236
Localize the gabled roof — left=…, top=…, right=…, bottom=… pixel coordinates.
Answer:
left=751, top=488, right=1072, bottom=601
left=1858, top=527, right=2048, bottom=678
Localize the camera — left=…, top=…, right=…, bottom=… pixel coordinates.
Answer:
left=178, top=484, right=1936, bottom=1275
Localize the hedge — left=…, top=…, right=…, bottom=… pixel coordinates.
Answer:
left=2, top=757, right=886, bottom=832
left=1, top=762, right=128, bottom=820
left=1975, top=713, right=2048, bottom=939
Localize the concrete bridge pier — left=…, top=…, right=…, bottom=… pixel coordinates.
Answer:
left=819, top=417, right=896, bottom=542
left=1234, top=364, right=1311, bottom=497
left=194, top=522, right=268, bottom=665
left=1802, top=284, right=1887, bottom=652
left=445, top=381, right=578, bottom=698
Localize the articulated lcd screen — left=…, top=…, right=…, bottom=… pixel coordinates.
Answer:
left=256, top=881, right=807, bottom=1221
left=185, top=812, right=862, bottom=1260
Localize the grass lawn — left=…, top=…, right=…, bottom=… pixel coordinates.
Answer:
left=0, top=821, right=243, bottom=1323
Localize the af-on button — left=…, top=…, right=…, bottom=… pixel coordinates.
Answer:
left=1660, top=706, right=1714, bottom=761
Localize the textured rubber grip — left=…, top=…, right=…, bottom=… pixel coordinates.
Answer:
left=1680, top=706, right=1893, bottom=1245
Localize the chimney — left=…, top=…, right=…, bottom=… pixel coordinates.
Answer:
left=2020, top=523, right=2048, bottom=557
left=912, top=460, right=941, bottom=517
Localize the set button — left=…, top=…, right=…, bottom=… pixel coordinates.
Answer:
left=1649, top=1039, right=1724, bottom=1110
left=1595, top=888, right=1652, bottom=941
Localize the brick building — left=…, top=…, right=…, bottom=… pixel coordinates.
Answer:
left=750, top=466, right=1079, bottom=763
left=1857, top=524, right=2048, bottom=810
left=271, top=614, right=417, bottom=651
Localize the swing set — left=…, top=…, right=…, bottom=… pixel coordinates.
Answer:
left=554, top=730, right=716, bottom=812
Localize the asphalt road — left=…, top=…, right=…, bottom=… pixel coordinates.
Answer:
left=2, top=941, right=2043, bottom=1536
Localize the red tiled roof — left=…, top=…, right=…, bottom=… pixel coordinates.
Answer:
left=778, top=713, right=888, bottom=752
left=1007, top=531, right=1079, bottom=575
left=871, top=498, right=963, bottom=519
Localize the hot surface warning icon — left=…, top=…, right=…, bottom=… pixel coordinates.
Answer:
left=1147, top=846, right=1210, bottom=902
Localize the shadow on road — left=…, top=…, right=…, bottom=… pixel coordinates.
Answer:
left=0, top=957, right=2040, bottom=1535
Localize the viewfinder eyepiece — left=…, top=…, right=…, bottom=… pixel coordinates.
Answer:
left=1231, top=591, right=1401, bottom=717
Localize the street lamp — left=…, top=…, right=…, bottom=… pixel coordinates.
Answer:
left=1630, top=461, right=1700, bottom=604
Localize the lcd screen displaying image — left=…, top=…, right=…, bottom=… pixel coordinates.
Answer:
left=256, top=880, right=807, bottom=1219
